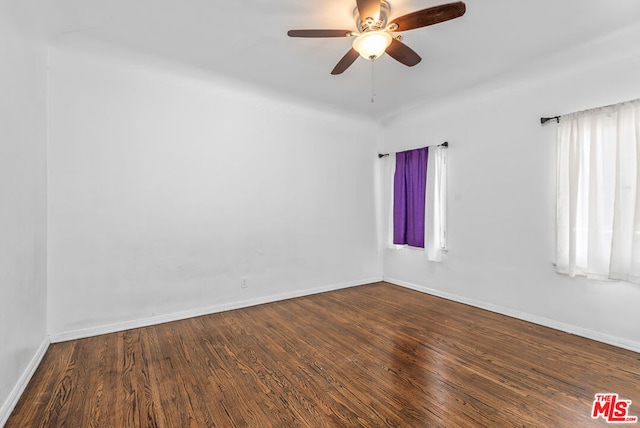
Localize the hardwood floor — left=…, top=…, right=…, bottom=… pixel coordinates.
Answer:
left=7, top=282, right=640, bottom=427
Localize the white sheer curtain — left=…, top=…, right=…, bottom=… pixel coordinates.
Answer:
left=556, top=99, right=640, bottom=284
left=425, top=146, right=448, bottom=261
left=387, top=145, right=448, bottom=261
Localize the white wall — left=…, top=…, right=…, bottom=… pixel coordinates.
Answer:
left=47, top=40, right=381, bottom=338
left=381, top=23, right=640, bottom=351
left=0, top=0, right=49, bottom=423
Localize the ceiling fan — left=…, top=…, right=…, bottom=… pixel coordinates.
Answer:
left=287, top=0, right=466, bottom=75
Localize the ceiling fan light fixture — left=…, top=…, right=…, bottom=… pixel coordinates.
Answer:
left=288, top=1, right=466, bottom=74
left=352, top=30, right=392, bottom=60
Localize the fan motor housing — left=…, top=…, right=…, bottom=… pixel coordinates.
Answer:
left=353, top=0, right=391, bottom=32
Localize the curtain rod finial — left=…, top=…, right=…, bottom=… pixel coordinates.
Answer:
left=541, top=116, right=560, bottom=125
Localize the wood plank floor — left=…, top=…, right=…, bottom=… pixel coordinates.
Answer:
left=7, top=282, right=640, bottom=427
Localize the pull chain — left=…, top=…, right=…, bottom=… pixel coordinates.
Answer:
left=370, top=57, right=376, bottom=103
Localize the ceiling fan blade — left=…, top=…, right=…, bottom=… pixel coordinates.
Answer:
left=331, top=48, right=360, bottom=75
left=385, top=38, right=421, bottom=67
left=356, top=0, right=381, bottom=21
left=389, top=2, right=466, bottom=32
left=287, top=29, right=353, bottom=38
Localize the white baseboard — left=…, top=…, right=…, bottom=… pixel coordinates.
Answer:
left=0, top=338, right=50, bottom=427
left=49, top=277, right=383, bottom=343
left=384, top=277, right=640, bottom=354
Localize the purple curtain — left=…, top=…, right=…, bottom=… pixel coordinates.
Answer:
left=394, top=147, right=428, bottom=248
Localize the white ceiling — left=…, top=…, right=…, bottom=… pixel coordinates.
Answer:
left=44, top=0, right=640, bottom=119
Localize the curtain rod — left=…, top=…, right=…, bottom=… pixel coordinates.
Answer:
left=378, top=141, right=448, bottom=159
left=541, top=97, right=640, bottom=125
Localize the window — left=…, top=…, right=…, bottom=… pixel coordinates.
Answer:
left=556, top=99, right=640, bottom=284
left=387, top=144, right=448, bottom=262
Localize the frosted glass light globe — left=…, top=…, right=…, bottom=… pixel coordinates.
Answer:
left=352, top=30, right=392, bottom=59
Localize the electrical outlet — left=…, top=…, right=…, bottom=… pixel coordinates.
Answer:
left=240, top=277, right=248, bottom=288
